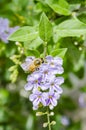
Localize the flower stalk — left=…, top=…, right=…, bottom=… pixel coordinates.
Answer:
left=44, top=42, right=47, bottom=58
left=47, top=107, right=51, bottom=130
left=21, top=41, right=64, bottom=130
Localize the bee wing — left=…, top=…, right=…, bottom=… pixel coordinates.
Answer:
left=21, top=56, right=35, bottom=72
left=25, top=56, right=35, bottom=62
left=21, top=61, right=31, bottom=71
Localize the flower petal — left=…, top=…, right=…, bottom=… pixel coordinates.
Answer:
left=33, top=98, right=40, bottom=106
left=41, top=98, right=46, bottom=106
left=24, top=83, right=33, bottom=91
left=55, top=77, right=64, bottom=85
left=50, top=98, right=57, bottom=106
left=29, top=94, right=36, bottom=101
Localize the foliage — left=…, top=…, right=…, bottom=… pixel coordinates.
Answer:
left=0, top=0, right=86, bottom=130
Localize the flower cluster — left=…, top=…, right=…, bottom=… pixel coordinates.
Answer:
left=0, top=17, right=19, bottom=43
left=21, top=55, right=64, bottom=110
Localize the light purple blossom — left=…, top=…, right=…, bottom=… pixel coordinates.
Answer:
left=45, top=76, right=64, bottom=93
left=0, top=32, right=9, bottom=43
left=45, top=55, right=64, bottom=74
left=46, top=55, right=63, bottom=66
left=78, top=93, right=86, bottom=108
left=39, top=63, right=54, bottom=79
left=45, top=91, right=60, bottom=109
left=0, top=18, right=9, bottom=34
left=39, top=63, right=63, bottom=78
left=25, top=71, right=42, bottom=91
left=29, top=90, right=47, bottom=109
left=0, top=17, right=19, bottom=43
left=61, top=116, right=69, bottom=126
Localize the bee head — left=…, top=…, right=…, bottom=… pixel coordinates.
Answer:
left=34, top=59, right=42, bottom=66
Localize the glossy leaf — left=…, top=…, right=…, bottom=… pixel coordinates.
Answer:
left=24, top=37, right=43, bottom=49
left=46, top=0, right=71, bottom=16
left=8, top=26, right=38, bottom=42
left=39, top=12, right=52, bottom=42
left=78, top=13, right=86, bottom=24
left=25, top=49, right=40, bottom=57
left=53, top=18, right=86, bottom=42
left=50, top=48, right=67, bottom=58
left=0, top=89, right=9, bottom=105
left=60, top=38, right=82, bottom=65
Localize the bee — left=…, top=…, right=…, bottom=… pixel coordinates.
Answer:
left=21, top=57, right=44, bottom=72
left=29, top=58, right=43, bottom=72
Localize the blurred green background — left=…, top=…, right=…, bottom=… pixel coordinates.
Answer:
left=0, top=0, right=86, bottom=130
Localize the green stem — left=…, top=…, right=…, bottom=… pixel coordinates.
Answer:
left=47, top=107, right=51, bottom=130
left=43, top=43, right=51, bottom=130
left=44, top=42, right=47, bottom=58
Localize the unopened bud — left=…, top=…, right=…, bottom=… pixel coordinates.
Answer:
left=15, top=42, right=22, bottom=47
left=43, top=122, right=48, bottom=128
left=36, top=112, right=43, bottom=116
left=9, top=65, right=16, bottom=72
left=49, top=105, right=54, bottom=110
left=79, top=47, right=82, bottom=51
left=10, top=55, right=21, bottom=64
left=10, top=69, right=18, bottom=83
left=50, top=121, right=56, bottom=125
left=50, top=112, right=54, bottom=116
left=15, top=42, right=20, bottom=45
left=74, top=41, right=78, bottom=46
left=20, top=49, right=24, bottom=54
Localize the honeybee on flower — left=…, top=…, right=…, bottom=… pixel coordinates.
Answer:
left=21, top=55, right=64, bottom=110
left=21, top=56, right=43, bottom=72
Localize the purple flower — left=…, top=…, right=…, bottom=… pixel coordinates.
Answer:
left=61, top=116, right=69, bottom=126
left=0, top=32, right=9, bottom=43
left=24, top=71, right=42, bottom=91
left=39, top=63, right=51, bottom=75
left=0, top=18, right=9, bottom=34
left=78, top=93, right=86, bottom=108
left=45, top=55, right=64, bottom=74
left=39, top=63, right=57, bottom=78
left=8, top=26, right=19, bottom=34
left=0, top=17, right=19, bottom=43
left=46, top=55, right=63, bottom=66
left=29, top=90, right=47, bottom=109
left=45, top=76, right=64, bottom=93
left=45, top=91, right=60, bottom=109
left=22, top=55, right=64, bottom=110
left=39, top=63, right=64, bottom=81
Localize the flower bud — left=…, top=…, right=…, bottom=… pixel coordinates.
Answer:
left=9, top=65, right=16, bottom=72
left=36, top=112, right=43, bottom=116
left=50, top=121, right=56, bottom=125
left=50, top=112, right=54, bottom=116
left=43, top=122, right=48, bottom=128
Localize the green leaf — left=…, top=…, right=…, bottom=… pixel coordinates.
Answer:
left=8, top=26, right=38, bottom=42
left=46, top=0, right=71, bottom=16
left=25, top=49, right=40, bottom=57
left=52, top=115, right=62, bottom=130
left=60, top=38, right=82, bottom=65
left=73, top=51, right=85, bottom=71
left=77, top=13, right=86, bottom=24
left=39, top=12, right=52, bottom=42
left=69, top=3, right=81, bottom=11
left=24, top=37, right=43, bottom=49
left=0, top=89, right=9, bottom=105
left=0, top=108, right=9, bottom=123
left=53, top=18, right=86, bottom=42
left=50, top=48, right=67, bottom=58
